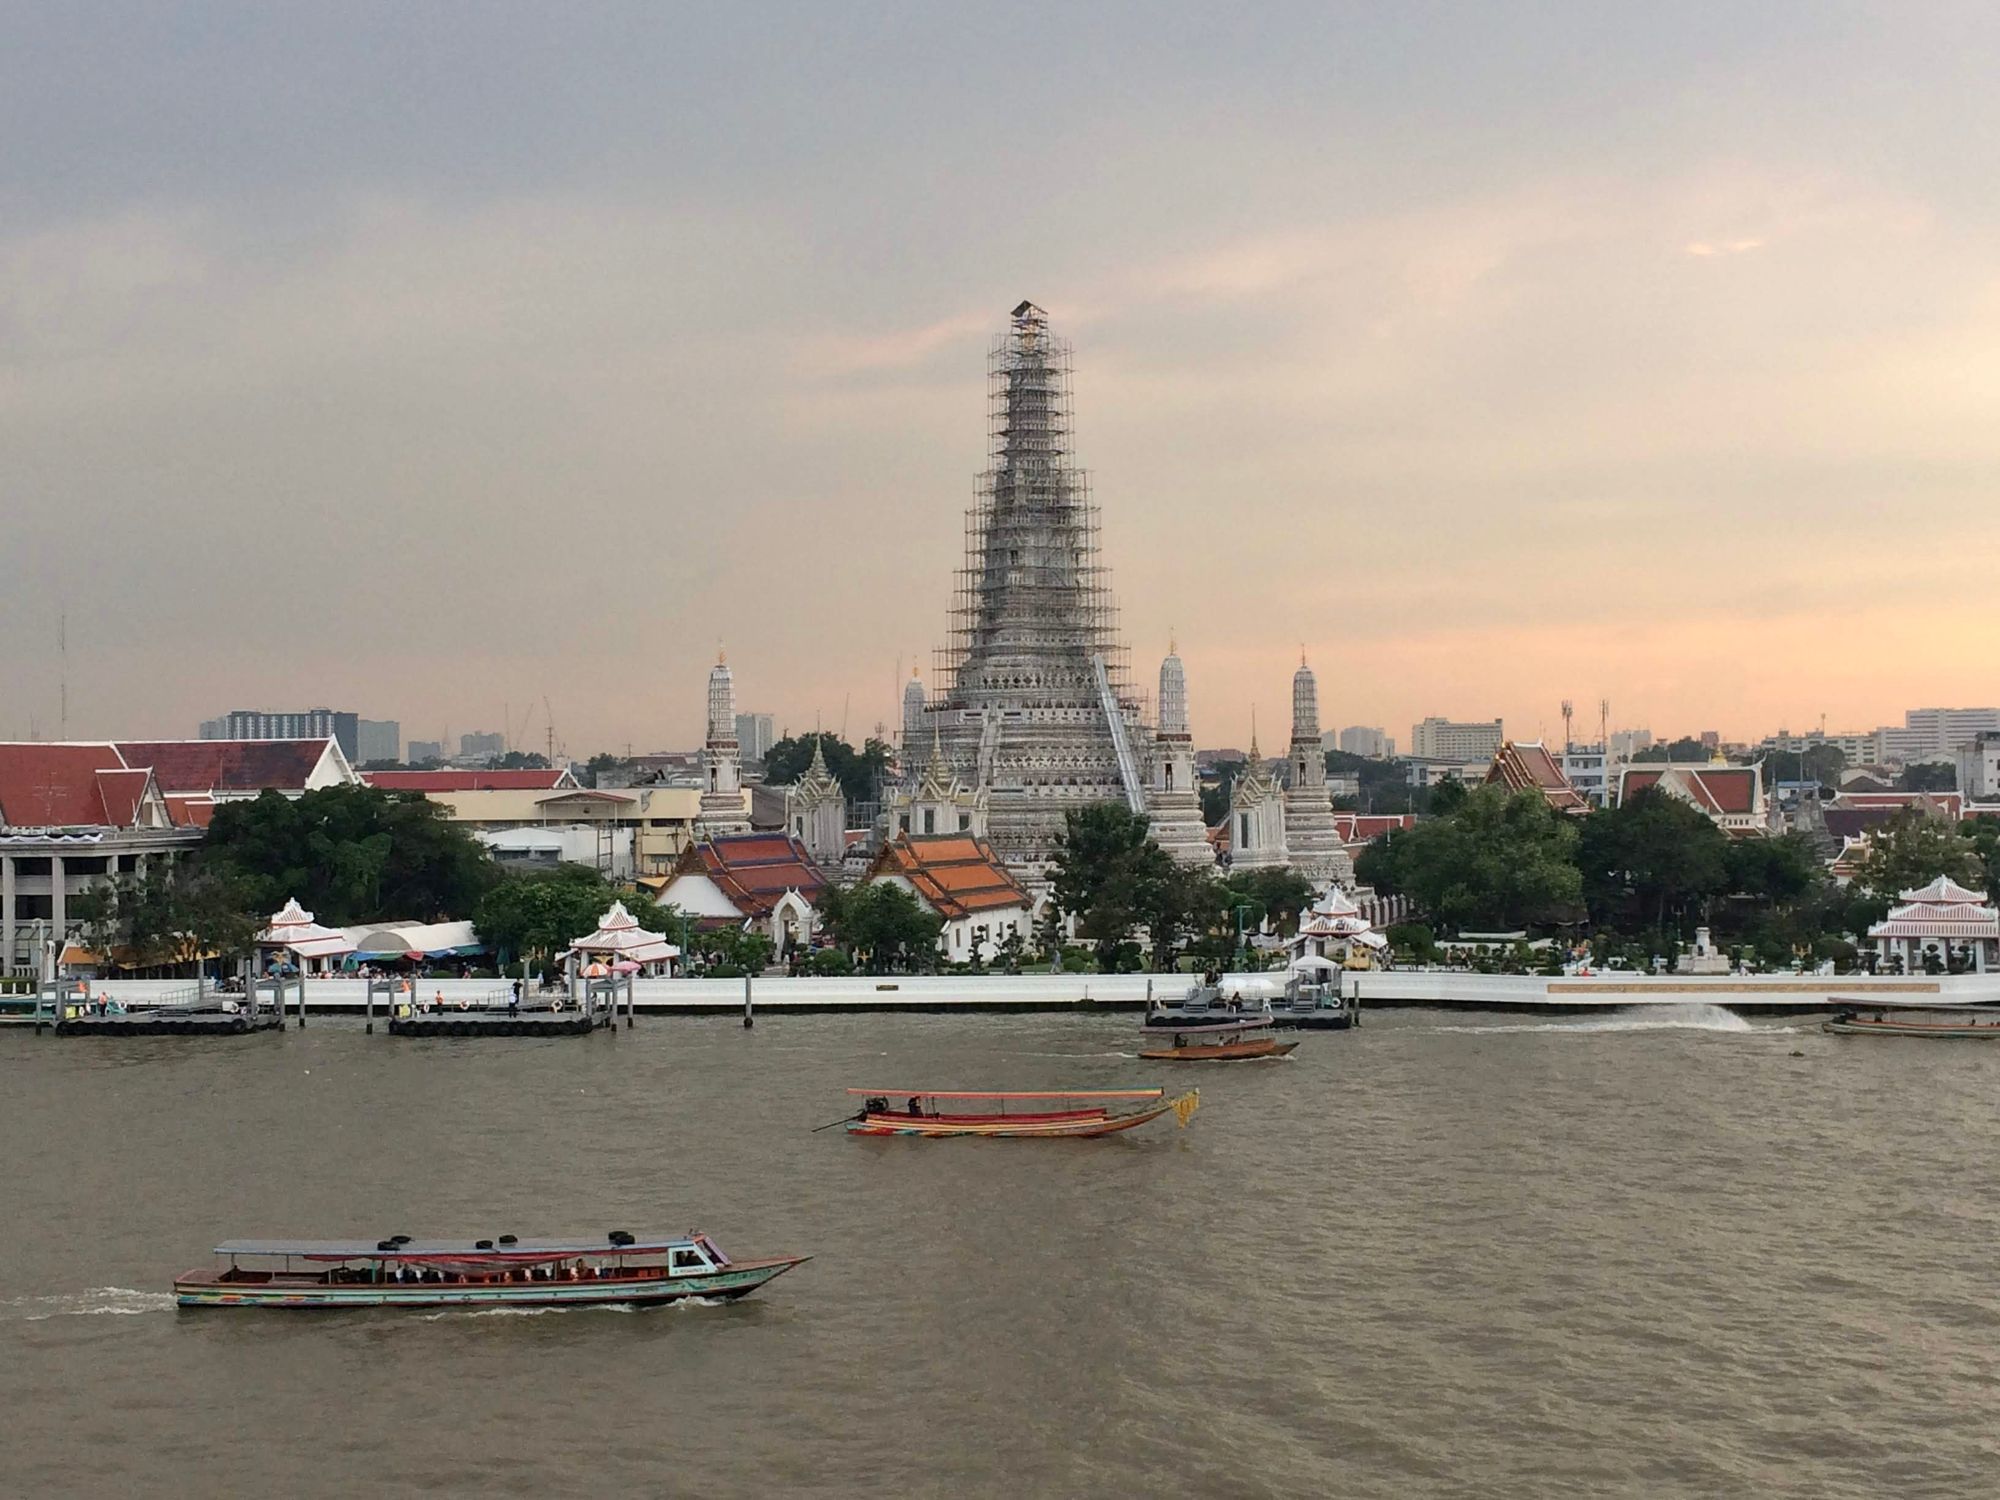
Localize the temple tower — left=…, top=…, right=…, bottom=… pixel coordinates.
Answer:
left=1147, top=640, right=1214, bottom=867
left=1229, top=725, right=1289, bottom=870
left=697, top=652, right=750, bottom=835
left=786, top=736, right=848, bottom=866
left=900, top=666, right=927, bottom=782
left=1282, top=653, right=1353, bottom=885
left=922, top=301, right=1147, bottom=879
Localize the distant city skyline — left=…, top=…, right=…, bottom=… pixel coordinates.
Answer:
left=3, top=7, right=1995, bottom=750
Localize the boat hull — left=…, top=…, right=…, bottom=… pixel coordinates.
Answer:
left=1823, top=1017, right=2000, bottom=1039
left=173, top=1256, right=807, bottom=1310
left=1138, top=1039, right=1299, bottom=1061
left=847, top=1092, right=1196, bottom=1138
left=1268, top=1011, right=1355, bottom=1030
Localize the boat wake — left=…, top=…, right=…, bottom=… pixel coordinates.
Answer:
left=415, top=1302, right=644, bottom=1321
left=1432, top=1004, right=1783, bottom=1035
left=4, top=1287, right=177, bottom=1321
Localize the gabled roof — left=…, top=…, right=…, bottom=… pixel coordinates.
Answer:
left=0, top=743, right=138, bottom=827
left=1618, top=763, right=1761, bottom=816
left=113, top=738, right=345, bottom=796
left=1485, top=741, right=1591, bottom=814
left=673, top=832, right=829, bottom=918
left=868, top=833, right=1029, bottom=921
left=366, top=768, right=578, bottom=792
left=1830, top=790, right=1964, bottom=821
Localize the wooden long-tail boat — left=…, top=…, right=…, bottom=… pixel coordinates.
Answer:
left=1823, top=1005, right=2000, bottom=1039
left=843, top=1088, right=1199, bottom=1138
left=174, top=1231, right=808, bottom=1310
left=1138, top=1014, right=1299, bottom=1061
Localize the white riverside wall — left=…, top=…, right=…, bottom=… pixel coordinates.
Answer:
left=66, top=971, right=2000, bottom=1013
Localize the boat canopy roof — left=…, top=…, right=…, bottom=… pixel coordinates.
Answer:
left=845, top=1088, right=1164, bottom=1100
left=214, top=1233, right=703, bottom=1260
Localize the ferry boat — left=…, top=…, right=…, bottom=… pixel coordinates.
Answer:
left=1142, top=979, right=1275, bottom=1030
left=843, top=1088, right=1199, bottom=1138
left=174, top=1230, right=808, bottom=1310
left=1138, top=1015, right=1299, bottom=1062
left=1271, top=957, right=1359, bottom=1030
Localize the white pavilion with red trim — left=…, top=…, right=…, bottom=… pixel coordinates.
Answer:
left=566, top=901, right=680, bottom=976
left=1867, top=876, right=1999, bottom=973
left=256, top=898, right=355, bottom=974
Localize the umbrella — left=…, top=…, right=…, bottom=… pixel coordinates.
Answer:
left=610, top=960, right=641, bottom=975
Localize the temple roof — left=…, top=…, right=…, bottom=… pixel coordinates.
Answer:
left=869, top=833, right=1029, bottom=921
left=1619, top=763, right=1760, bottom=816
left=0, top=744, right=151, bottom=828
left=1485, top=741, right=1591, bottom=815
left=674, top=832, right=829, bottom=918
left=114, top=738, right=346, bottom=796
left=367, top=768, right=578, bottom=792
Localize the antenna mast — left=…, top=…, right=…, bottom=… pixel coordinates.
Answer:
left=1560, top=699, right=1573, bottom=754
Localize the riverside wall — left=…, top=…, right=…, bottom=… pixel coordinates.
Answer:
left=55, top=970, right=2000, bottom=1015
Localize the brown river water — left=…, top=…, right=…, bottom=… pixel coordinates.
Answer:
left=3, top=1006, right=1997, bottom=1499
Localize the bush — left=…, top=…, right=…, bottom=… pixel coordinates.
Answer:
left=1386, top=922, right=1437, bottom=964
left=808, top=947, right=854, bottom=977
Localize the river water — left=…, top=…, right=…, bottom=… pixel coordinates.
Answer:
left=4, top=1007, right=1997, bottom=1498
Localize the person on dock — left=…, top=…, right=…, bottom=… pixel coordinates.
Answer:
left=509, top=978, right=521, bottom=1015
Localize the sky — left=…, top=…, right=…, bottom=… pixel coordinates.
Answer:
left=4, top=3, right=1998, bottom=756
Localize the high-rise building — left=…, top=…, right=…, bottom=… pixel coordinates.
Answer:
left=407, top=740, right=443, bottom=764
left=1608, top=728, right=1654, bottom=760
left=1903, top=707, right=2000, bottom=758
left=203, top=707, right=359, bottom=762
left=915, top=301, right=1150, bottom=878
left=1337, top=725, right=1395, bottom=759
left=1409, top=717, right=1504, bottom=763
left=356, top=719, right=400, bottom=765
left=734, top=713, right=775, bottom=765
left=459, top=731, right=505, bottom=760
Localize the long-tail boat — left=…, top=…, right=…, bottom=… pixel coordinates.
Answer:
left=1138, top=1015, right=1299, bottom=1061
left=174, top=1230, right=808, bottom=1310
left=1823, top=1005, right=2000, bottom=1039
left=842, top=1088, right=1199, bottom=1138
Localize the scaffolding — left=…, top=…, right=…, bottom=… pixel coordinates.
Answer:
left=934, top=302, right=1135, bottom=710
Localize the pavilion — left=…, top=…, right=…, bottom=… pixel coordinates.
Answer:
left=567, top=900, right=680, bottom=977
left=255, top=898, right=355, bottom=975
left=1866, top=876, right=2000, bottom=973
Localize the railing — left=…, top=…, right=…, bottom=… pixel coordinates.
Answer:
left=1091, top=653, right=1147, bottom=814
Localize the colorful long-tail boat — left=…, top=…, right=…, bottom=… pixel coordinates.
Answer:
left=843, top=1088, right=1199, bottom=1138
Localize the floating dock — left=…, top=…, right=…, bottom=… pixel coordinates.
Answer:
left=52, top=1003, right=285, bottom=1038
left=387, top=1007, right=608, bottom=1038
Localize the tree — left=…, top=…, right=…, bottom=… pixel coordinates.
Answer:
left=1050, top=803, right=1175, bottom=971
left=762, top=733, right=892, bottom=805
left=73, top=863, right=263, bottom=971
left=203, top=785, right=501, bottom=925
left=1632, top=737, right=1716, bottom=764
left=818, top=882, right=942, bottom=973
left=1898, top=761, right=1957, bottom=793
left=473, top=864, right=632, bottom=969
left=1142, top=862, right=1224, bottom=971
left=1358, top=784, right=1583, bottom=935
left=1852, top=813, right=1985, bottom=907
left=1217, top=867, right=1314, bottom=937
left=581, top=752, right=625, bottom=788
left=1575, top=788, right=1729, bottom=938
left=1763, top=745, right=1847, bottom=788
left=492, top=750, right=551, bottom=770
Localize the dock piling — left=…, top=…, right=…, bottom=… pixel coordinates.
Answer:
left=743, top=973, right=754, bottom=1029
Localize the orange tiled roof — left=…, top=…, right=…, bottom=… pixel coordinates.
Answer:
left=1485, top=741, right=1592, bottom=814
left=113, top=739, right=334, bottom=796
left=869, top=833, right=1028, bottom=921
left=0, top=744, right=135, bottom=827
left=678, top=832, right=829, bottom=917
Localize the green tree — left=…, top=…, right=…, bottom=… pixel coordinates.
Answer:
left=1763, top=744, right=1847, bottom=788
left=1358, top=784, right=1583, bottom=935
left=1050, top=803, right=1177, bottom=971
left=1632, top=737, right=1715, bottom=764
left=1217, top=867, right=1315, bottom=937
left=762, top=733, right=892, bottom=805
left=818, top=882, right=943, bottom=973
left=73, top=863, right=264, bottom=971
left=492, top=750, right=551, bottom=770
left=1851, top=813, right=1985, bottom=909
left=473, top=864, right=629, bottom=969
left=1199, top=759, right=1244, bottom=827
left=1575, top=788, right=1729, bottom=938
left=203, top=785, right=501, bottom=925
left=1898, top=761, right=1957, bottom=793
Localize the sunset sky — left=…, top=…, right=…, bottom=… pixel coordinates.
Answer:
left=4, top=5, right=1997, bottom=756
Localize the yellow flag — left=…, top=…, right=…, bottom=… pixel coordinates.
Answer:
left=1171, top=1089, right=1200, bottom=1127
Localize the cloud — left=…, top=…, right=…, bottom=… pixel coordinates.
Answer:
left=1685, top=237, right=1766, bottom=256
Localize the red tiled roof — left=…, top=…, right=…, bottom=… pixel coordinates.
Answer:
left=1334, top=813, right=1417, bottom=841
left=114, top=739, right=334, bottom=796
left=1485, top=742, right=1591, bottom=814
left=0, top=744, right=131, bottom=827
left=367, top=769, right=576, bottom=792
left=679, top=833, right=829, bottom=917
left=164, top=796, right=217, bottom=829
left=1620, top=765, right=1757, bottom=816
left=869, top=834, right=1029, bottom=921
left=94, top=768, right=153, bottom=827
left=1832, top=791, right=1964, bottom=821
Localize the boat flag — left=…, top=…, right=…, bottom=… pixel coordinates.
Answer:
left=1171, top=1090, right=1201, bottom=1128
